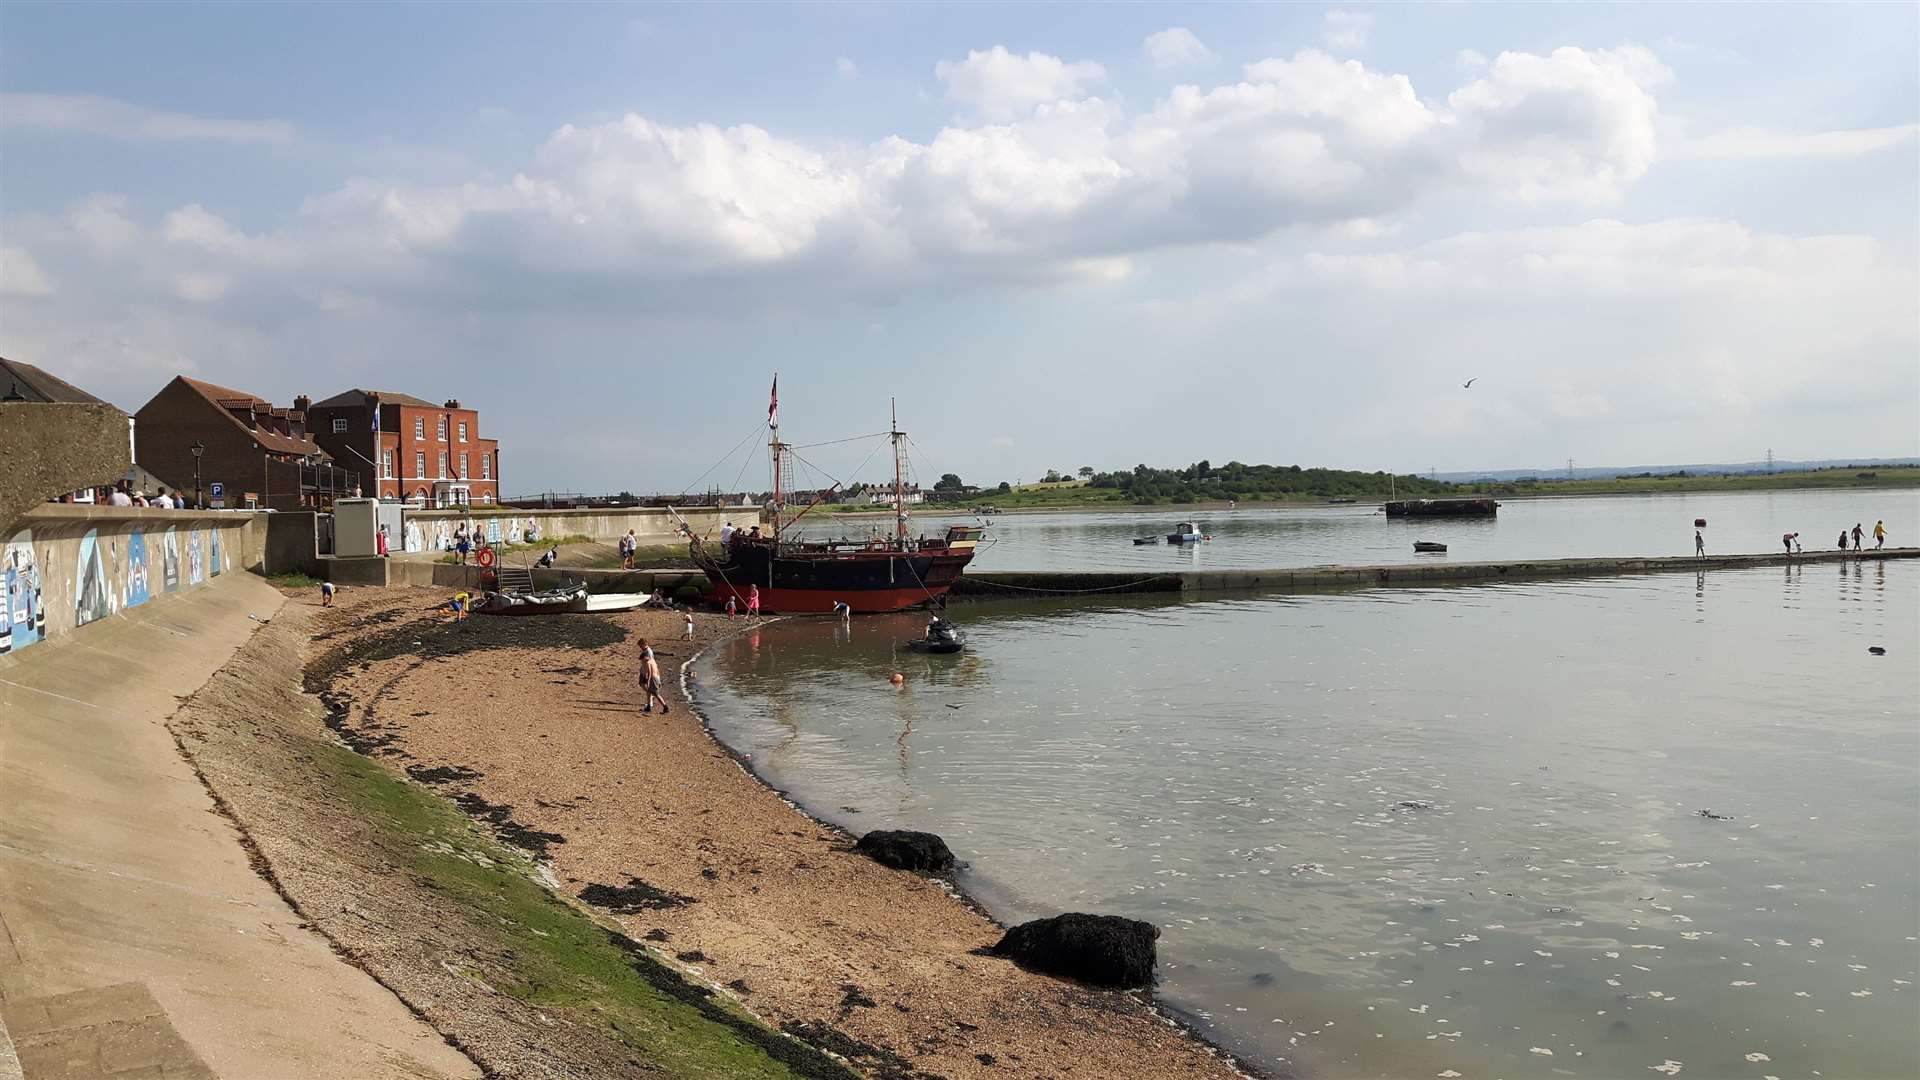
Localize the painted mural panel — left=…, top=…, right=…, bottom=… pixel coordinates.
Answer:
left=75, top=529, right=113, bottom=627
left=485, top=517, right=502, bottom=544
left=187, top=530, right=205, bottom=586
left=125, top=530, right=151, bottom=608
left=3, top=528, right=46, bottom=654
left=163, top=526, right=180, bottom=592
left=209, top=529, right=223, bottom=576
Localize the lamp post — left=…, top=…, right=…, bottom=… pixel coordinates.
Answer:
left=191, top=442, right=205, bottom=510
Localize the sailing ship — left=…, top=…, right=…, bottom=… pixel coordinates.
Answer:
left=687, top=378, right=984, bottom=614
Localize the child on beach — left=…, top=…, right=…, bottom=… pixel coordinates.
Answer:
left=725, top=595, right=737, bottom=618
left=321, top=580, right=335, bottom=607
left=639, top=638, right=668, bottom=714
left=746, top=584, right=761, bottom=618
left=684, top=612, right=695, bottom=640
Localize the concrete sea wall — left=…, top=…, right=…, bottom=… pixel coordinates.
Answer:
left=1, top=504, right=264, bottom=657
left=399, top=506, right=746, bottom=554
left=951, top=547, right=1920, bottom=600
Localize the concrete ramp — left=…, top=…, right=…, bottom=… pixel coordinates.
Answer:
left=0, top=574, right=477, bottom=1080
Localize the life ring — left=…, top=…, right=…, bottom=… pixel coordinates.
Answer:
left=476, top=547, right=496, bottom=568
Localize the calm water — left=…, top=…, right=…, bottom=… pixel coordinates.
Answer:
left=798, top=489, right=1918, bottom=572
left=696, top=560, right=1920, bottom=1078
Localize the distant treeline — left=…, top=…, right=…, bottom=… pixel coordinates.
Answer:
left=1084, top=461, right=1456, bottom=504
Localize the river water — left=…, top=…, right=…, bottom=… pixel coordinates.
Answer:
left=702, top=492, right=1919, bottom=1079
left=799, top=489, right=1918, bottom=572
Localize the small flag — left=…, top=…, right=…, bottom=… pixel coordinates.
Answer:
left=768, top=374, right=778, bottom=426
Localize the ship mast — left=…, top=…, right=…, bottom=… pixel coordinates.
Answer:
left=769, top=373, right=782, bottom=537
left=891, top=398, right=909, bottom=546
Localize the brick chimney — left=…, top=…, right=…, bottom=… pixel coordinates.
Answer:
left=444, top=398, right=461, bottom=409
left=293, top=394, right=312, bottom=412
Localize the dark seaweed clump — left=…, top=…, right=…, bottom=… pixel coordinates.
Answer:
left=579, top=877, right=695, bottom=914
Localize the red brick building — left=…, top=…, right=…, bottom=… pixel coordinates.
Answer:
left=133, top=377, right=356, bottom=510
left=302, top=389, right=501, bottom=506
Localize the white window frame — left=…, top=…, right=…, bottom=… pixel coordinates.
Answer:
left=414, top=417, right=425, bottom=439
left=414, top=451, right=425, bottom=477
left=437, top=416, right=448, bottom=442
left=481, top=453, right=491, bottom=480
left=381, top=449, right=393, bottom=478
left=457, top=420, right=468, bottom=442
left=438, top=451, right=448, bottom=478
left=332, top=417, right=348, bottom=433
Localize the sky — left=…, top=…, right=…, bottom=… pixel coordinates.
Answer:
left=2, top=2, right=1916, bottom=494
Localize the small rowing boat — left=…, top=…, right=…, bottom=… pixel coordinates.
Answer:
left=475, top=584, right=589, bottom=616
left=1412, top=541, right=1448, bottom=554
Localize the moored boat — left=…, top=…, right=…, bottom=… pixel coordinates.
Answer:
left=474, top=584, right=589, bottom=616
left=686, top=380, right=984, bottom=614
left=1167, top=521, right=1209, bottom=543
left=1413, top=541, right=1448, bottom=553
left=906, top=617, right=967, bottom=653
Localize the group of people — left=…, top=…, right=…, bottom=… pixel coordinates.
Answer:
left=722, top=582, right=762, bottom=618
left=450, top=523, right=490, bottom=565
left=717, top=521, right=764, bottom=549
left=1773, top=520, right=1888, bottom=555
left=618, top=528, right=640, bottom=569
left=1829, top=520, right=1887, bottom=552
left=104, top=481, right=185, bottom=508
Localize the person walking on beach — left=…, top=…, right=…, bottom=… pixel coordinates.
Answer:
left=620, top=529, right=638, bottom=569
left=725, top=594, right=737, bottom=619
left=1873, top=520, right=1887, bottom=548
left=377, top=524, right=390, bottom=558
left=1852, top=523, right=1864, bottom=551
left=1694, top=530, right=1705, bottom=556
left=746, top=583, right=761, bottom=618
left=454, top=525, right=470, bottom=565
left=683, top=611, right=695, bottom=640
left=639, top=638, right=668, bottom=714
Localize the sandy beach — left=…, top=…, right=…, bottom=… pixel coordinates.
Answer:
left=306, top=586, right=1251, bottom=1080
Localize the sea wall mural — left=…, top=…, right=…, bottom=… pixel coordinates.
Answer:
left=126, top=529, right=151, bottom=608
left=74, top=528, right=113, bottom=626
left=3, top=528, right=45, bottom=655
left=0, top=518, right=251, bottom=658
left=163, top=526, right=180, bottom=592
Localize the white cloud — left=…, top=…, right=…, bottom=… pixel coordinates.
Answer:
left=934, top=46, right=1106, bottom=120
left=1143, top=28, right=1214, bottom=70
left=1457, top=49, right=1488, bottom=69
left=0, top=44, right=1679, bottom=315
left=1689, top=123, right=1920, bottom=159
left=836, top=57, right=859, bottom=78
left=1323, top=10, right=1374, bottom=50
left=0, top=92, right=292, bottom=143
left=1, top=246, right=55, bottom=296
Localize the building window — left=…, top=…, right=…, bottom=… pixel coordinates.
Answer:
left=458, top=453, right=468, bottom=479
left=332, top=417, right=348, bottom=433
left=415, top=451, right=425, bottom=477
left=438, top=452, right=448, bottom=478
left=457, top=420, right=468, bottom=442
left=482, top=493, right=493, bottom=504
left=381, top=449, right=393, bottom=477
left=481, top=453, right=491, bottom=480
left=437, top=416, right=448, bottom=441
left=414, top=417, right=425, bottom=439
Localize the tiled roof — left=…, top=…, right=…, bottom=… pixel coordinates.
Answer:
left=0, top=357, right=117, bottom=406
left=175, top=376, right=326, bottom=458
left=309, top=388, right=440, bottom=409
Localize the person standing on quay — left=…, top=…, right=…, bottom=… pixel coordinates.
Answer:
left=1694, top=530, right=1705, bottom=556
left=1852, top=523, right=1864, bottom=550
left=1873, top=520, right=1887, bottom=548
left=1838, top=529, right=1849, bottom=551
left=1782, top=532, right=1799, bottom=555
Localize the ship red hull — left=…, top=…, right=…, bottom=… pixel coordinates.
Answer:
left=706, top=582, right=953, bottom=615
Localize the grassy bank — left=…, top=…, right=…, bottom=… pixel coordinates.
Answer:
left=311, top=740, right=853, bottom=1080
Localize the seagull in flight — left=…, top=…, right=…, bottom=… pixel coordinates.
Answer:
left=1463, top=378, right=1477, bottom=389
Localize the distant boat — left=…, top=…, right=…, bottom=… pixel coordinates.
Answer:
left=1385, top=498, right=1498, bottom=518
left=1326, top=497, right=1357, bottom=504
left=1132, top=536, right=1159, bottom=545
left=1413, top=541, right=1448, bottom=553
left=1167, top=521, right=1209, bottom=543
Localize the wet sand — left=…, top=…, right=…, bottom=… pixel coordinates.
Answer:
left=312, top=587, right=1251, bottom=1080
